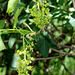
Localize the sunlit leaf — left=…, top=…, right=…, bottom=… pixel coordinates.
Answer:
left=14, top=6, right=24, bottom=28
left=7, top=0, right=18, bottom=14
left=69, top=18, right=75, bottom=28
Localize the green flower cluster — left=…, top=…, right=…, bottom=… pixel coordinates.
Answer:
left=16, top=42, right=34, bottom=75
left=29, top=1, right=50, bottom=29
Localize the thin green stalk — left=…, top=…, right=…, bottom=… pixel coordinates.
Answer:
left=23, top=34, right=26, bottom=72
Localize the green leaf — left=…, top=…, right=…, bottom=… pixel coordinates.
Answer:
left=37, top=34, right=50, bottom=57
left=42, top=31, right=57, bottom=48
left=7, top=0, right=18, bottom=14
left=69, top=18, right=75, bottom=28
left=58, top=0, right=64, bottom=5
left=17, top=2, right=25, bottom=7
left=11, top=53, right=21, bottom=68
left=0, top=0, right=5, bottom=3
left=65, top=36, right=71, bottom=42
left=0, top=35, right=6, bottom=51
left=52, top=9, right=67, bottom=19
left=8, top=34, right=16, bottom=48
left=14, top=6, right=24, bottom=28
left=0, top=20, right=5, bottom=29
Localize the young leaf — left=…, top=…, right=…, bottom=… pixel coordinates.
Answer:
left=7, top=0, right=18, bottom=14
left=13, top=6, right=24, bottom=28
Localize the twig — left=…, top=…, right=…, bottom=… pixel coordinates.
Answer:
left=51, top=22, right=71, bottom=38
left=44, top=27, right=75, bottom=50
left=44, top=27, right=58, bottom=44
left=36, top=29, right=42, bottom=34
left=51, top=48, right=75, bottom=56
left=4, top=40, right=23, bottom=43
left=58, top=44, right=75, bottom=50
left=34, top=54, right=66, bottom=61
left=72, top=0, right=75, bottom=8
left=34, top=48, right=74, bottom=61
